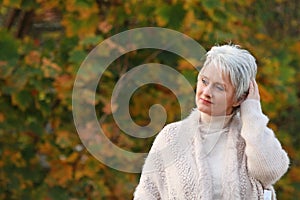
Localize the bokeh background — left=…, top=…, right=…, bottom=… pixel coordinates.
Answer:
left=0, top=0, right=300, bottom=199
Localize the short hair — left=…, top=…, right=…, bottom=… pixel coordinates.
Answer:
left=201, top=44, right=257, bottom=100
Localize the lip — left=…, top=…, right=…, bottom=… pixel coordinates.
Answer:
left=199, top=98, right=213, bottom=105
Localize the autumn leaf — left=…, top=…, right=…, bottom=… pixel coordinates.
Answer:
left=0, top=0, right=299, bottom=199
left=45, top=161, right=73, bottom=187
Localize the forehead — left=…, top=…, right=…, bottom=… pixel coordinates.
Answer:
left=199, top=65, right=231, bottom=84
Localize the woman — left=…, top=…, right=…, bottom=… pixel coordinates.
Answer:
left=133, top=44, right=289, bottom=200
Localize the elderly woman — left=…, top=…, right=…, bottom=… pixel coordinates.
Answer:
left=133, top=44, right=289, bottom=200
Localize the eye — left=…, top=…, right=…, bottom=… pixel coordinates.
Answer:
left=201, top=78, right=208, bottom=85
left=215, top=84, right=225, bottom=91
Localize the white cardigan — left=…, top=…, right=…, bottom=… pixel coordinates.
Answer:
left=134, top=100, right=289, bottom=200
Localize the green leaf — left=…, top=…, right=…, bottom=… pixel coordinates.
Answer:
left=0, top=30, right=19, bottom=67
left=156, top=3, right=186, bottom=29
left=11, top=90, right=33, bottom=111
left=202, top=0, right=221, bottom=9
left=80, top=35, right=103, bottom=47
left=48, top=186, right=69, bottom=200
left=69, top=49, right=87, bottom=65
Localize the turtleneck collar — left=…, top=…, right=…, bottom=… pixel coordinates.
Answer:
left=199, top=111, right=234, bottom=134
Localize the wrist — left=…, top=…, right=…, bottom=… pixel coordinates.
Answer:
left=240, top=99, right=263, bottom=118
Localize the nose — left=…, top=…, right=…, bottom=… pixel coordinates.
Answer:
left=202, top=85, right=212, bottom=98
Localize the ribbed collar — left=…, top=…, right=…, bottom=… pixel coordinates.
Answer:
left=199, top=111, right=234, bottom=134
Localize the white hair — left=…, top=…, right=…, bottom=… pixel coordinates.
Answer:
left=201, top=44, right=257, bottom=100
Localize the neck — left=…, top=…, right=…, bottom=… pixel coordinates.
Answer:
left=199, top=112, right=233, bottom=132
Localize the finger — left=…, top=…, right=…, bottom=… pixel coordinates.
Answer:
left=252, top=79, right=258, bottom=89
left=250, top=79, right=260, bottom=100
left=249, top=80, right=254, bottom=93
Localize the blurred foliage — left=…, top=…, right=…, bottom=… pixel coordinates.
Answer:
left=0, top=0, right=300, bottom=199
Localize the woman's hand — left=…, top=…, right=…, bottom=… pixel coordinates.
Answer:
left=246, top=79, right=260, bottom=101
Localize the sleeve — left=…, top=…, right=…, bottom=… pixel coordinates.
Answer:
left=240, top=99, right=290, bottom=188
left=133, top=125, right=170, bottom=200
left=133, top=174, right=162, bottom=200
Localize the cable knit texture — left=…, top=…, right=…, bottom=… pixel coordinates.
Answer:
left=134, top=100, right=289, bottom=200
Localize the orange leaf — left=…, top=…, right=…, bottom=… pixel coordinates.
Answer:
left=289, top=167, right=300, bottom=182
left=0, top=113, right=5, bottom=122
left=45, top=161, right=73, bottom=187
left=55, top=130, right=73, bottom=148
left=24, top=51, right=41, bottom=66
left=259, top=84, right=273, bottom=103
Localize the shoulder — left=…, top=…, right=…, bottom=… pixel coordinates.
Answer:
left=151, top=121, right=182, bottom=150
left=162, top=120, right=182, bottom=134
left=152, top=109, right=200, bottom=150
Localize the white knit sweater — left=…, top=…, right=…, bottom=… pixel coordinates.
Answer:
left=134, top=100, right=289, bottom=200
left=199, top=112, right=233, bottom=199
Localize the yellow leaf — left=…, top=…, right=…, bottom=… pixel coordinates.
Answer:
left=289, top=167, right=300, bottom=182
left=177, top=59, right=194, bottom=70
left=98, top=21, right=113, bottom=34
left=183, top=10, right=195, bottom=28
left=255, top=33, right=270, bottom=41
left=8, top=151, right=26, bottom=168
left=55, top=130, right=73, bottom=148
left=124, top=2, right=132, bottom=15
left=3, top=0, right=22, bottom=8
left=24, top=51, right=41, bottom=66
left=53, top=74, right=73, bottom=101
left=66, top=152, right=79, bottom=163
left=74, top=157, right=97, bottom=180
left=156, top=15, right=168, bottom=27
left=290, top=41, right=300, bottom=55
left=45, top=161, right=73, bottom=187
left=41, top=58, right=61, bottom=78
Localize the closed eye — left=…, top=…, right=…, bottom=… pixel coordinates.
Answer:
left=215, top=84, right=225, bottom=91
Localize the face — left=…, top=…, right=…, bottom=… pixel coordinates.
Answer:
left=195, top=65, right=240, bottom=116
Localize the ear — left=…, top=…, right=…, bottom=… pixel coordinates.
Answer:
left=233, top=94, right=247, bottom=107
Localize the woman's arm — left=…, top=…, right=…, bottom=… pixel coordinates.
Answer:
left=134, top=173, right=162, bottom=200
left=134, top=149, right=163, bottom=200
left=240, top=80, right=289, bottom=187
left=133, top=125, right=171, bottom=200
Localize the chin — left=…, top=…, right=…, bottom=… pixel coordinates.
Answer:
left=197, top=106, right=227, bottom=116
left=196, top=105, right=212, bottom=115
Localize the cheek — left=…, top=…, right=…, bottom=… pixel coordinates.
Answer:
left=214, top=93, right=228, bottom=105
left=195, top=84, right=202, bottom=96
left=225, top=93, right=236, bottom=106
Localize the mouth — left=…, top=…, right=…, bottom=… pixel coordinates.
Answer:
left=199, top=98, right=213, bottom=104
